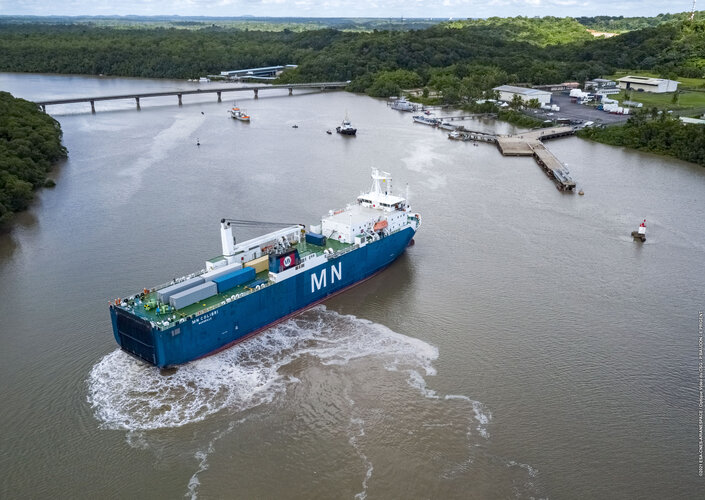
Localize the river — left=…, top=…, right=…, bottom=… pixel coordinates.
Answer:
left=0, top=73, right=703, bottom=499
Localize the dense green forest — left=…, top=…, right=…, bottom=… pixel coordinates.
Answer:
left=579, top=110, right=705, bottom=166
left=576, top=12, right=705, bottom=32
left=0, top=92, right=67, bottom=223
left=1, top=15, right=704, bottom=98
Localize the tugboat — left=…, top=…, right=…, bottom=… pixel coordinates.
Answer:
left=229, top=105, right=250, bottom=122
left=336, top=117, right=357, bottom=136
left=631, top=219, right=646, bottom=242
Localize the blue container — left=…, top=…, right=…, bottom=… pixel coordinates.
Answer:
left=305, top=232, right=326, bottom=246
left=212, top=267, right=255, bottom=293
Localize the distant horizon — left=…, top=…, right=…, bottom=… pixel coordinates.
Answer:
left=0, top=1, right=696, bottom=21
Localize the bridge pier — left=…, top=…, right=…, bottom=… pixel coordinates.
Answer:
left=217, top=91, right=222, bottom=102
left=178, top=94, right=182, bottom=106
left=289, top=88, right=293, bottom=96
left=253, top=89, right=258, bottom=99
left=90, top=100, right=95, bottom=114
left=135, top=97, right=140, bottom=110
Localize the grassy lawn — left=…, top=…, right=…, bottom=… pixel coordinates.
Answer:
left=610, top=89, right=705, bottom=113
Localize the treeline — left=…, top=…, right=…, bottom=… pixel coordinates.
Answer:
left=0, top=92, right=67, bottom=223
left=578, top=110, right=705, bottom=166
left=0, top=15, right=442, bottom=32
left=0, top=16, right=704, bottom=97
left=576, top=12, right=704, bottom=32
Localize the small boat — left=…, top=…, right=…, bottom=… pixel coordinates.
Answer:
left=631, top=219, right=646, bottom=242
left=292, top=124, right=299, bottom=129
left=412, top=115, right=439, bottom=126
left=439, top=122, right=454, bottom=131
left=424, top=110, right=431, bottom=115
left=326, top=130, right=332, bottom=135
left=336, top=117, right=357, bottom=136
left=390, top=98, right=417, bottom=112
left=230, top=106, right=250, bottom=122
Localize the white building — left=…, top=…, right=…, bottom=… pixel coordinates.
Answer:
left=493, top=85, right=552, bottom=105
left=617, top=76, right=679, bottom=93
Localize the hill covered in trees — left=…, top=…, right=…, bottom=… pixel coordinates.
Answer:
left=1, top=15, right=703, bottom=100
left=0, top=92, right=67, bottom=223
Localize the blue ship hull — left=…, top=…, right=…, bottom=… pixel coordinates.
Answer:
left=110, top=226, right=415, bottom=367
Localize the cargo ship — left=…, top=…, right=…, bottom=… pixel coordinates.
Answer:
left=109, top=170, right=420, bottom=368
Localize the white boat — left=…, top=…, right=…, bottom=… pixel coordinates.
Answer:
left=412, top=115, right=439, bottom=126
left=229, top=106, right=250, bottom=122
left=336, top=118, right=357, bottom=135
left=390, top=98, right=417, bottom=112
left=439, top=122, right=454, bottom=130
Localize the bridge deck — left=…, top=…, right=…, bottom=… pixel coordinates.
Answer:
left=35, top=82, right=348, bottom=106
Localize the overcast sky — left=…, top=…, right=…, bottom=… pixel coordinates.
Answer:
left=0, top=1, right=693, bottom=19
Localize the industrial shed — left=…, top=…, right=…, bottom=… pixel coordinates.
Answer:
left=493, top=85, right=552, bottom=105
left=617, top=76, right=679, bottom=93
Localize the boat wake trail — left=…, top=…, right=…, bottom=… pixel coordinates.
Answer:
left=86, top=306, right=439, bottom=431
left=87, top=306, right=536, bottom=497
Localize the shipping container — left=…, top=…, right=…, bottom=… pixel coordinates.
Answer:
left=305, top=232, right=326, bottom=246
left=212, top=267, right=256, bottom=293
left=244, top=255, right=269, bottom=274
left=157, top=277, right=205, bottom=304
left=202, top=261, right=243, bottom=281
left=169, top=281, right=217, bottom=310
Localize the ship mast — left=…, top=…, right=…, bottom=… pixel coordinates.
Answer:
left=370, top=168, right=392, bottom=196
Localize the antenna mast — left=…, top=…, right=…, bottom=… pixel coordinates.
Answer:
left=691, top=0, right=697, bottom=21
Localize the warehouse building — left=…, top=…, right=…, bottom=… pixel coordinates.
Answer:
left=493, top=85, right=552, bottom=105
left=617, top=76, right=679, bottom=93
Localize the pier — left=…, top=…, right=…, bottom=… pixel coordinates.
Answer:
left=35, top=82, right=348, bottom=113
left=436, top=113, right=497, bottom=121
left=495, top=126, right=577, bottom=191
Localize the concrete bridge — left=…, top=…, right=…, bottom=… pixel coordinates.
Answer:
left=35, top=82, right=349, bottom=113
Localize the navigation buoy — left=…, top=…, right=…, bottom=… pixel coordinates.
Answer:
left=631, top=219, right=646, bottom=242
left=196, top=138, right=200, bottom=146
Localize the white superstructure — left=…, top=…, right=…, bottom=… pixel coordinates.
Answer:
left=321, top=169, right=414, bottom=244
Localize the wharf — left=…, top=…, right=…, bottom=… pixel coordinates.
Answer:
left=494, top=126, right=577, bottom=191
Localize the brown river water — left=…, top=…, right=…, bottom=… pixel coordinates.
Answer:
left=0, top=73, right=703, bottom=499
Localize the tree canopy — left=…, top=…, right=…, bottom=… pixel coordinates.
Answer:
left=0, top=92, right=67, bottom=223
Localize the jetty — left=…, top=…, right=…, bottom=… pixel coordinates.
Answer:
left=495, top=126, right=577, bottom=191
left=35, top=82, right=348, bottom=113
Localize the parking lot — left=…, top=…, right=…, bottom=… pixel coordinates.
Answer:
left=527, top=93, right=630, bottom=126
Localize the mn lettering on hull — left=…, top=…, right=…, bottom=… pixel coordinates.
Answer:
left=311, top=262, right=342, bottom=293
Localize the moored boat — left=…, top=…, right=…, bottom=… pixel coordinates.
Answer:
left=390, top=97, right=417, bottom=112
left=413, top=115, right=439, bottom=126
left=109, top=170, right=420, bottom=368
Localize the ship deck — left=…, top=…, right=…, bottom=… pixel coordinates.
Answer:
left=120, top=237, right=352, bottom=324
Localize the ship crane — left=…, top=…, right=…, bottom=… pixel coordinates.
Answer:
left=219, top=218, right=302, bottom=256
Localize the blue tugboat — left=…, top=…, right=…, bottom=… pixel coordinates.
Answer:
left=109, top=170, right=420, bottom=367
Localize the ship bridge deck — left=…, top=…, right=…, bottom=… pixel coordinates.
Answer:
left=117, top=237, right=352, bottom=327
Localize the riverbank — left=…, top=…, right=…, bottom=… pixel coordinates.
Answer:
left=577, top=113, right=705, bottom=167
left=0, top=92, right=67, bottom=224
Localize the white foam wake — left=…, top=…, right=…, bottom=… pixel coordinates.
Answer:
left=87, top=306, right=439, bottom=431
